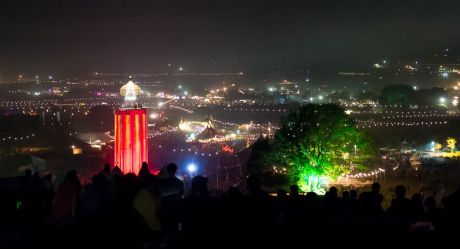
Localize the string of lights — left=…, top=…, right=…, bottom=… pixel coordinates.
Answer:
left=0, top=133, right=35, bottom=142
left=356, top=120, right=448, bottom=128
left=342, top=168, right=385, bottom=179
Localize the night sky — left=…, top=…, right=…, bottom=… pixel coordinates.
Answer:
left=1, top=0, right=460, bottom=77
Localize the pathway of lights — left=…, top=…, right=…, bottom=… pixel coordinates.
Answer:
left=381, top=114, right=459, bottom=119
left=356, top=120, right=448, bottom=128
left=224, top=107, right=288, bottom=112
left=147, top=127, right=178, bottom=139
left=197, top=133, right=262, bottom=144
left=342, top=168, right=386, bottom=179
left=213, top=118, right=280, bottom=130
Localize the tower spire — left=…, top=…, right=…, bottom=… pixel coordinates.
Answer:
left=120, top=76, right=141, bottom=108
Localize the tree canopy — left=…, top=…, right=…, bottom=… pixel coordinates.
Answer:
left=265, top=104, right=372, bottom=192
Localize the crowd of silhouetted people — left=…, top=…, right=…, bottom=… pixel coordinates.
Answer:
left=1, top=162, right=460, bottom=249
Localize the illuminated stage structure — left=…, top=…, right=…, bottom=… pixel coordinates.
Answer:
left=114, top=79, right=148, bottom=174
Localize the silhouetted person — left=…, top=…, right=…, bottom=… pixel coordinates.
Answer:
left=52, top=170, right=81, bottom=221
left=182, top=176, right=216, bottom=248
left=117, top=173, right=142, bottom=212
left=360, top=182, right=384, bottom=215
left=221, top=186, right=245, bottom=248
left=20, top=169, right=33, bottom=216
left=246, top=174, right=267, bottom=198
left=243, top=175, right=272, bottom=248
left=345, top=190, right=359, bottom=213
left=24, top=171, right=44, bottom=219
left=102, top=163, right=111, bottom=181
left=423, top=197, right=439, bottom=222
left=133, top=174, right=162, bottom=233
left=411, top=193, right=424, bottom=218
left=42, top=173, right=54, bottom=218
left=290, top=185, right=300, bottom=197
left=324, top=186, right=340, bottom=211
left=80, top=173, right=113, bottom=219
left=341, top=191, right=351, bottom=211
left=159, top=163, right=184, bottom=198
left=112, top=165, right=123, bottom=178
left=21, top=169, right=32, bottom=191
left=158, top=163, right=184, bottom=236
left=138, top=162, right=153, bottom=184
left=350, top=190, right=358, bottom=201
left=305, top=192, right=319, bottom=208
left=389, top=185, right=411, bottom=217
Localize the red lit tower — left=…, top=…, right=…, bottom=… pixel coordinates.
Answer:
left=114, top=79, right=148, bottom=174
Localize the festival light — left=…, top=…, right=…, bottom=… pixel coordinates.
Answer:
left=150, top=113, right=159, bottom=119
left=187, top=163, right=197, bottom=174
left=298, top=174, right=329, bottom=195
left=114, top=109, right=149, bottom=174
left=114, top=80, right=148, bottom=175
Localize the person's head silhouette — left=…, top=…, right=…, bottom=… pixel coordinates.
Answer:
left=166, top=163, right=178, bottom=177
left=329, top=186, right=338, bottom=197
left=103, top=163, right=111, bottom=172
left=350, top=190, right=358, bottom=200
left=371, top=182, right=381, bottom=193
left=395, top=185, right=406, bottom=198
left=290, top=185, right=299, bottom=196
left=141, top=162, right=149, bottom=171
left=191, top=175, right=209, bottom=196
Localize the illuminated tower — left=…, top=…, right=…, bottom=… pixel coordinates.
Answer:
left=114, top=78, right=148, bottom=174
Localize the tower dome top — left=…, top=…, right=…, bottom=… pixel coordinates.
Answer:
left=120, top=80, right=141, bottom=104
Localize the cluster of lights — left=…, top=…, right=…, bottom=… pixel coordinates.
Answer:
left=147, top=128, right=178, bottom=139
left=356, top=120, right=448, bottom=128
left=343, top=168, right=385, bottom=179
left=223, top=107, right=287, bottom=112
left=213, top=118, right=279, bottom=130
left=156, top=145, right=220, bottom=157
left=80, top=80, right=164, bottom=88
left=168, top=105, right=194, bottom=113
left=272, top=166, right=287, bottom=174
left=213, top=119, right=239, bottom=127
left=0, top=100, right=58, bottom=107
left=379, top=105, right=450, bottom=109
left=169, top=72, right=243, bottom=76
left=382, top=113, right=458, bottom=119
left=1, top=133, right=35, bottom=142
left=197, top=133, right=261, bottom=144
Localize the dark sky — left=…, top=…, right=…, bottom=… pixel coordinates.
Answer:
left=1, top=0, right=460, bottom=77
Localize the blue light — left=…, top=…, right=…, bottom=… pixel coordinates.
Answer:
left=187, top=163, right=197, bottom=173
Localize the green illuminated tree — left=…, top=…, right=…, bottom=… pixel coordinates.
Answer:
left=267, top=104, right=371, bottom=190
left=447, top=138, right=456, bottom=153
